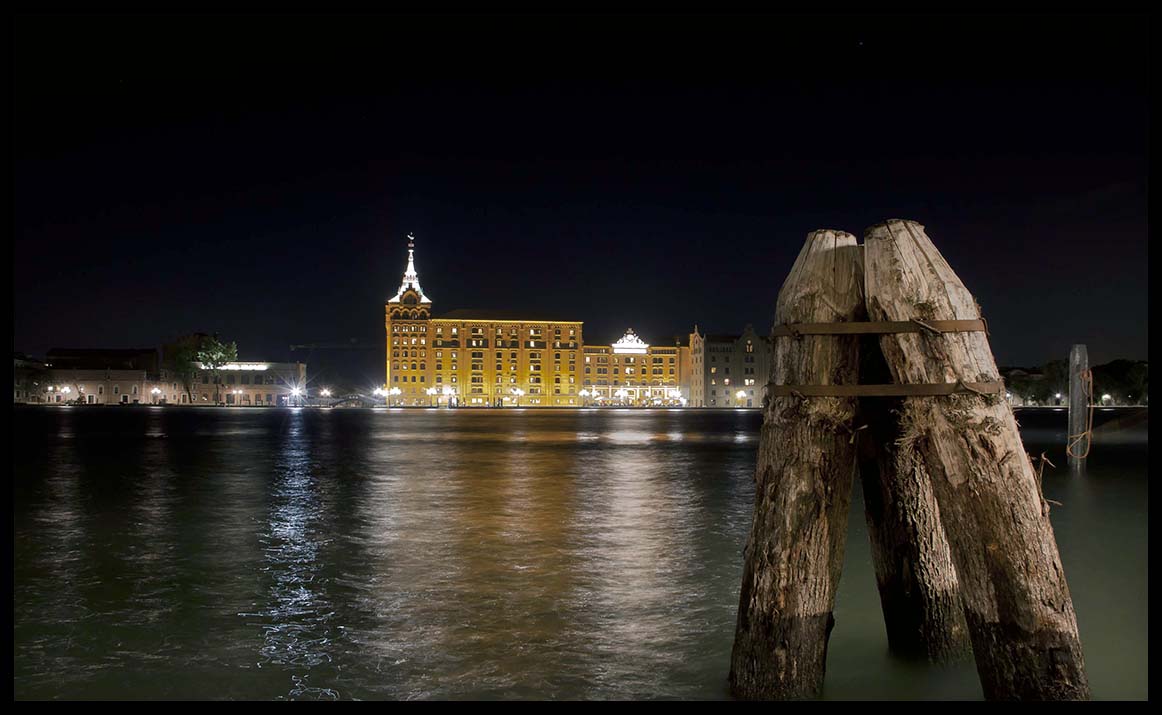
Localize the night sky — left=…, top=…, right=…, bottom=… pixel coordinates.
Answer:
left=14, top=14, right=1149, bottom=388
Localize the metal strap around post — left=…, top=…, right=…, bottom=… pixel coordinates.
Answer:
left=771, top=319, right=988, bottom=338
left=768, top=381, right=1005, bottom=398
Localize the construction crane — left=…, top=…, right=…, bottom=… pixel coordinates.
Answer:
left=289, top=339, right=379, bottom=352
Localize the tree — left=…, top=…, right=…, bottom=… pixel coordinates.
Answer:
left=195, top=337, right=238, bottom=405
left=1043, top=359, right=1069, bottom=402
left=1093, top=359, right=1149, bottom=405
left=163, top=334, right=207, bottom=404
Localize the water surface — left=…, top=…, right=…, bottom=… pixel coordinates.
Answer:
left=12, top=407, right=1148, bottom=699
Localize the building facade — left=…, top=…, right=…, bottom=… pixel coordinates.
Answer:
left=689, top=324, right=771, bottom=408
left=385, top=235, right=584, bottom=407
left=382, top=235, right=766, bottom=409
left=191, top=361, right=307, bottom=406
left=14, top=349, right=306, bottom=406
left=13, top=354, right=48, bottom=403
left=580, top=329, right=690, bottom=406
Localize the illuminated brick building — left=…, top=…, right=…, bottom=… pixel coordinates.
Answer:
left=385, top=235, right=583, bottom=406
left=385, top=236, right=718, bottom=408
left=580, top=329, right=690, bottom=406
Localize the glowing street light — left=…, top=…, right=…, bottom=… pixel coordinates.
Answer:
left=579, top=388, right=590, bottom=406
left=426, top=386, right=438, bottom=407
left=511, top=387, right=525, bottom=407
left=320, top=388, right=332, bottom=398
left=388, top=386, right=402, bottom=406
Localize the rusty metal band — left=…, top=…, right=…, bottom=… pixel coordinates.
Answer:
left=772, top=319, right=988, bottom=338
left=768, top=381, right=1005, bottom=398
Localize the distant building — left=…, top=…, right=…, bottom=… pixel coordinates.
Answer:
left=689, top=324, right=771, bottom=408
left=581, top=329, right=690, bottom=406
left=191, top=361, right=307, bottom=406
left=41, top=368, right=167, bottom=404
left=14, top=348, right=306, bottom=406
left=13, top=353, right=48, bottom=403
left=34, top=347, right=166, bottom=404
left=385, top=235, right=583, bottom=406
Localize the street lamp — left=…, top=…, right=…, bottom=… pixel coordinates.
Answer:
left=290, top=386, right=303, bottom=407
left=736, top=389, right=747, bottom=407
left=426, top=386, right=438, bottom=407
left=579, top=388, right=590, bottom=406
left=512, top=387, right=525, bottom=407
left=320, top=388, right=331, bottom=398
left=151, top=386, right=162, bottom=404
left=388, top=386, right=402, bottom=406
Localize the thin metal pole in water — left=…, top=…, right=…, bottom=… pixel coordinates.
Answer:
left=1068, top=344, right=1089, bottom=474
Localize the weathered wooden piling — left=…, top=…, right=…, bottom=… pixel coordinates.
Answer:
left=856, top=339, right=970, bottom=663
left=864, top=219, right=1089, bottom=700
left=730, top=229, right=863, bottom=700
left=1068, top=344, right=1090, bottom=473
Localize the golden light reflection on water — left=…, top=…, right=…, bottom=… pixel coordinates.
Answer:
left=14, top=407, right=1148, bottom=700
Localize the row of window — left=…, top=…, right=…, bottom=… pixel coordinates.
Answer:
left=393, top=350, right=578, bottom=361
left=583, top=378, right=678, bottom=386
left=584, top=356, right=675, bottom=364
left=587, top=367, right=676, bottom=375
left=391, top=324, right=579, bottom=338
left=201, top=373, right=284, bottom=385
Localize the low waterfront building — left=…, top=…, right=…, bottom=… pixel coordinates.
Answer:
left=13, top=348, right=306, bottom=406
left=42, top=368, right=171, bottom=404
left=192, top=361, right=308, bottom=406
left=689, top=324, right=771, bottom=408
left=35, top=347, right=174, bottom=404
left=13, top=353, right=48, bottom=403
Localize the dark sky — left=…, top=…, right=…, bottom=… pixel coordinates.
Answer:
left=14, top=13, right=1149, bottom=387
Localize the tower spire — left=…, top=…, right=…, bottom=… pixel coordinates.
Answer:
left=388, top=232, right=431, bottom=304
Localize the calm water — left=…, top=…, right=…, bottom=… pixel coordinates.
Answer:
left=13, top=407, right=1148, bottom=700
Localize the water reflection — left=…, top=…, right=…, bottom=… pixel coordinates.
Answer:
left=12, top=406, right=1149, bottom=700
left=241, top=411, right=339, bottom=700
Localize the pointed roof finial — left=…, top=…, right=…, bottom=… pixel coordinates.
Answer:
left=388, top=232, right=432, bottom=304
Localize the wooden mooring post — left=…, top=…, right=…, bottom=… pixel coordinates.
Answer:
left=729, top=229, right=863, bottom=699
left=732, top=219, right=1088, bottom=699
left=856, top=340, right=970, bottom=663
left=1068, top=344, right=1090, bottom=473
left=864, top=219, right=1089, bottom=699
